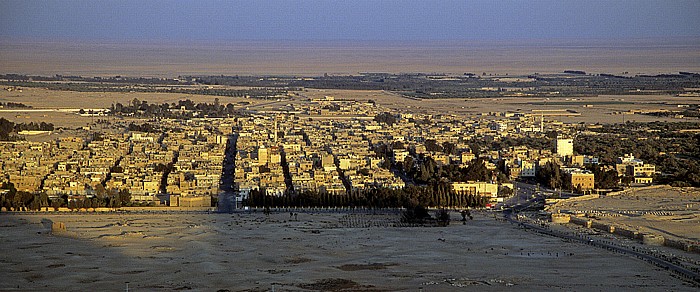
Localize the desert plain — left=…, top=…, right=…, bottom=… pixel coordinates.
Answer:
left=2, top=39, right=700, bottom=77
left=0, top=211, right=696, bottom=291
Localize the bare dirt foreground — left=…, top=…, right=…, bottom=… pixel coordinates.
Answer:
left=0, top=212, right=695, bottom=291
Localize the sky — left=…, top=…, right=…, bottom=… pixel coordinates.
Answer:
left=1, top=0, right=700, bottom=42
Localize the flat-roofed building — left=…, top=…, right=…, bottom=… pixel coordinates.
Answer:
left=562, top=167, right=594, bottom=191
left=555, top=137, right=573, bottom=157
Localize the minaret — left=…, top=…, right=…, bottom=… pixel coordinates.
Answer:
left=540, top=114, right=544, bottom=132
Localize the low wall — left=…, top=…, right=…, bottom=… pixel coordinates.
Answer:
left=687, top=244, right=700, bottom=253
left=612, top=226, right=639, bottom=239
left=664, top=238, right=687, bottom=250
left=569, top=216, right=592, bottom=228
left=561, top=194, right=600, bottom=203
left=549, top=195, right=600, bottom=211
left=120, top=206, right=214, bottom=212
left=0, top=206, right=214, bottom=213
left=550, top=213, right=571, bottom=224
left=606, top=185, right=670, bottom=197
left=642, top=234, right=665, bottom=246
left=591, top=221, right=615, bottom=233
left=572, top=217, right=699, bottom=253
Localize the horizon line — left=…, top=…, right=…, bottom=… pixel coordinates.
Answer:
left=2, top=35, right=700, bottom=45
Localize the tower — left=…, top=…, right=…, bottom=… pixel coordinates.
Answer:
left=540, top=114, right=544, bottom=132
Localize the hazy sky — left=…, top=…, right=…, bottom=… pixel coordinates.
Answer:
left=1, top=0, right=699, bottom=41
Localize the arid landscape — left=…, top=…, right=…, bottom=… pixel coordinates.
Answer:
left=2, top=2, right=700, bottom=291
left=0, top=87, right=264, bottom=128
left=2, top=87, right=699, bottom=130
left=2, top=39, right=700, bottom=77
left=1, top=211, right=696, bottom=291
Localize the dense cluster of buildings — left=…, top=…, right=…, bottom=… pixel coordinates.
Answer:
left=1, top=119, right=231, bottom=207
left=615, top=153, right=656, bottom=185
left=1, top=95, right=660, bottom=208
left=231, top=97, right=655, bottom=205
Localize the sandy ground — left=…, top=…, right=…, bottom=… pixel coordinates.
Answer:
left=552, top=186, right=700, bottom=243
left=0, top=87, right=262, bottom=128
left=0, top=211, right=695, bottom=291
left=303, top=88, right=700, bottom=124
left=2, top=40, right=699, bottom=76
left=2, top=86, right=699, bottom=128
left=0, top=87, right=255, bottom=108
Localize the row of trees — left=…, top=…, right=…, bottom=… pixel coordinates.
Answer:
left=402, top=156, right=494, bottom=185
left=244, top=184, right=490, bottom=209
left=423, top=139, right=460, bottom=154
left=374, top=112, right=397, bottom=126
left=0, top=182, right=135, bottom=211
left=4, top=72, right=698, bottom=100
left=111, top=98, right=239, bottom=119
left=1, top=78, right=286, bottom=100
left=642, top=109, right=700, bottom=118
left=0, top=118, right=55, bottom=141
left=0, top=74, right=185, bottom=85
left=0, top=102, right=31, bottom=108
left=370, top=140, right=497, bottom=186
left=127, top=122, right=162, bottom=133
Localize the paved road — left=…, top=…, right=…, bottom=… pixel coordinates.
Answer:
left=499, top=181, right=580, bottom=211
left=217, top=133, right=238, bottom=212
left=499, top=182, right=543, bottom=211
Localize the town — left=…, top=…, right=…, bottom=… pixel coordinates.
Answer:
left=1, top=92, right=674, bottom=212
left=2, top=1, right=700, bottom=289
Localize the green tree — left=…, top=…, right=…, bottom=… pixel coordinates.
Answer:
left=403, top=155, right=414, bottom=174
left=442, top=142, right=456, bottom=155
left=424, top=139, right=442, bottom=152
left=118, top=189, right=131, bottom=206
left=537, top=162, right=562, bottom=189
left=464, top=159, right=489, bottom=181
left=131, top=98, right=141, bottom=109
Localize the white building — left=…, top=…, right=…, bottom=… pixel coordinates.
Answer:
left=556, top=137, right=573, bottom=157
left=520, top=160, right=537, bottom=177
